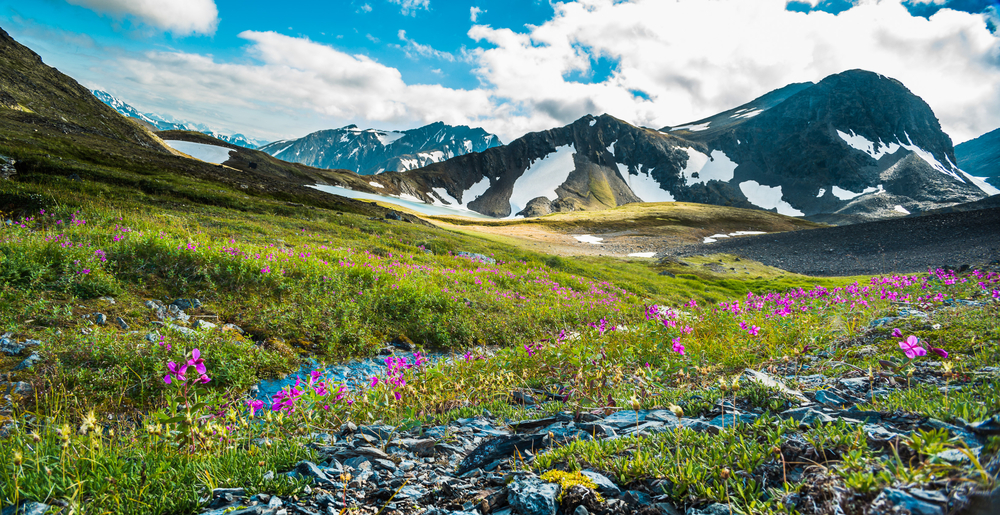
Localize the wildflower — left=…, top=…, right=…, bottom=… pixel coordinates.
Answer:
left=164, top=361, right=188, bottom=384
left=195, top=374, right=211, bottom=385
left=898, top=335, right=926, bottom=359
left=370, top=376, right=380, bottom=387
left=672, top=337, right=685, bottom=355
left=187, top=348, right=206, bottom=375
left=247, top=399, right=264, bottom=416
left=929, top=346, right=949, bottom=359
left=891, top=328, right=903, bottom=338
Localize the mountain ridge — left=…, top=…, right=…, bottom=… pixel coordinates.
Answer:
left=955, top=127, right=1000, bottom=190
left=259, top=121, right=502, bottom=175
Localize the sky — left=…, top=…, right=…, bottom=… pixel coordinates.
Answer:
left=1, top=0, right=998, bottom=145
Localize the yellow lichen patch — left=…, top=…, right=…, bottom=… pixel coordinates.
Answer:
left=540, top=469, right=605, bottom=502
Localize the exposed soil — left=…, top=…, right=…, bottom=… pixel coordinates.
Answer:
left=658, top=206, right=1000, bottom=276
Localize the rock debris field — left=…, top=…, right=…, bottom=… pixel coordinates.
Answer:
left=658, top=207, right=1000, bottom=277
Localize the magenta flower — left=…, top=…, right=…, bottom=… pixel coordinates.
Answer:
left=394, top=391, right=402, bottom=401
left=898, top=335, right=926, bottom=359
left=309, top=370, right=323, bottom=386
left=187, top=348, right=206, bottom=375
left=672, top=337, right=685, bottom=355
left=195, top=374, right=211, bottom=385
left=165, top=361, right=188, bottom=384
left=929, top=346, right=949, bottom=359
left=246, top=399, right=264, bottom=416
left=370, top=376, right=380, bottom=387
left=891, top=328, right=903, bottom=338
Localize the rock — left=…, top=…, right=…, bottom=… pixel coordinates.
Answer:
left=742, top=369, right=809, bottom=404
left=167, top=324, right=196, bottom=337
left=221, top=323, right=245, bottom=335
left=396, top=485, right=429, bottom=501
left=294, top=461, right=331, bottom=483
left=508, top=476, right=560, bottom=515
left=968, top=417, right=1000, bottom=436
left=813, top=389, right=850, bottom=407
left=909, top=489, right=947, bottom=504
left=573, top=506, right=589, bottom=515
left=3, top=382, right=33, bottom=397
left=115, top=316, right=128, bottom=330
left=779, top=408, right=834, bottom=426
left=192, top=320, right=217, bottom=331
left=456, top=251, right=496, bottom=265
left=171, top=298, right=201, bottom=310
left=517, top=197, right=553, bottom=217
left=600, top=410, right=647, bottom=429
left=686, top=503, right=732, bottom=515
left=876, top=488, right=944, bottom=515
left=456, top=434, right=547, bottom=476
left=384, top=211, right=402, bottom=221
left=622, top=490, right=653, bottom=506
left=1, top=503, right=51, bottom=515
left=0, top=336, right=24, bottom=356
left=12, top=353, right=41, bottom=371
left=95, top=313, right=107, bottom=325
left=920, top=418, right=983, bottom=447
left=359, top=424, right=394, bottom=441
left=581, top=470, right=621, bottom=497
left=0, top=155, right=16, bottom=180
left=708, top=413, right=759, bottom=430
left=394, top=438, right=436, bottom=457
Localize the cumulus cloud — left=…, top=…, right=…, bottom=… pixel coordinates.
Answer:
left=396, top=29, right=455, bottom=61
left=386, top=0, right=430, bottom=16
left=112, top=31, right=493, bottom=138
left=467, top=0, right=1000, bottom=143
left=470, top=6, right=483, bottom=22
left=64, top=0, right=218, bottom=35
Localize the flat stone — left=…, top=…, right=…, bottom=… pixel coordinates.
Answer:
left=878, top=488, right=943, bottom=515
left=116, top=316, right=129, bottom=329
left=600, top=410, right=647, bottom=429
left=779, top=408, right=834, bottom=426
left=909, top=489, right=948, bottom=504
left=192, top=320, right=216, bottom=331
left=94, top=312, right=107, bottom=325
left=397, top=485, right=429, bottom=501
left=813, top=389, right=850, bottom=407
left=294, top=461, right=331, bottom=483
left=686, top=503, right=733, bottom=515
left=509, top=476, right=559, bottom=515
left=921, top=418, right=983, bottom=447
left=581, top=470, right=620, bottom=497
left=968, top=417, right=1000, bottom=436
left=645, top=410, right=681, bottom=423
left=708, top=413, right=758, bottom=430
left=456, top=434, right=546, bottom=476
left=0, top=337, right=24, bottom=356
left=394, top=438, right=436, bottom=456
left=12, top=353, right=41, bottom=371
left=1, top=502, right=50, bottom=515
left=743, top=369, right=809, bottom=404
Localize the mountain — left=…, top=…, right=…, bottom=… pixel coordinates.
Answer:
left=92, top=90, right=267, bottom=149
left=259, top=122, right=502, bottom=175
left=955, top=127, right=1000, bottom=190
left=372, top=70, right=994, bottom=222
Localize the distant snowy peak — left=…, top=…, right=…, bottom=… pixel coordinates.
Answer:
left=92, top=90, right=267, bottom=149
left=378, top=70, right=987, bottom=223
left=258, top=121, right=502, bottom=175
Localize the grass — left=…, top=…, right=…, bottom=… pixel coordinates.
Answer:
left=0, top=116, right=997, bottom=515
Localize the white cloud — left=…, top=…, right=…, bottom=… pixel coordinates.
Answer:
left=359, top=3, right=373, bottom=13
left=470, top=6, right=483, bottom=22
left=386, top=0, right=430, bottom=16
left=467, top=0, right=1000, bottom=143
left=64, top=0, right=218, bottom=35
left=396, top=29, right=455, bottom=61
left=108, top=31, right=493, bottom=139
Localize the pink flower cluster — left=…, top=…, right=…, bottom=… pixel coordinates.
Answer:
left=163, top=348, right=211, bottom=385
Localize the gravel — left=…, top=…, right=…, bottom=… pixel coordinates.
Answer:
left=657, top=207, right=1000, bottom=276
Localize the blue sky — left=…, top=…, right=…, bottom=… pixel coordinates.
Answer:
left=1, top=0, right=998, bottom=144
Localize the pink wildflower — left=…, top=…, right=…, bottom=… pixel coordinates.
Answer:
left=898, top=335, right=926, bottom=359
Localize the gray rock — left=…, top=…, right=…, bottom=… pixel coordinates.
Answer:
left=1, top=502, right=49, bottom=515
left=708, top=413, right=758, bottom=430
left=192, top=320, right=217, bottom=331
left=601, top=410, right=647, bottom=429
left=456, top=251, right=496, bottom=264
left=167, top=324, right=196, bottom=337
left=222, top=323, right=245, bottom=335
left=456, top=434, right=546, bottom=476
left=394, top=438, right=436, bottom=456
left=877, top=488, right=944, bottom=515
left=920, top=418, right=983, bottom=447
left=116, top=316, right=129, bottom=330
left=171, top=298, right=199, bottom=310
left=686, top=503, right=732, bottom=515
left=743, top=369, right=809, bottom=404
left=199, top=506, right=263, bottom=515
left=3, top=382, right=33, bottom=397
left=573, top=506, right=589, bottom=515
left=397, top=485, right=429, bottom=501
left=371, top=458, right=397, bottom=472
left=813, top=389, right=850, bottom=407
left=909, top=489, right=947, bottom=504
left=12, top=353, right=41, bottom=371
left=577, top=423, right=617, bottom=438
left=0, top=337, right=24, bottom=356
left=968, top=417, right=1000, bottom=436
left=622, top=490, right=653, bottom=506
left=359, top=424, right=395, bottom=441
left=508, top=476, right=560, bottom=515
left=294, top=461, right=330, bottom=483
left=95, top=312, right=107, bottom=325
left=779, top=408, right=834, bottom=426
left=581, top=470, right=620, bottom=497
left=645, top=410, right=681, bottom=423
left=343, top=456, right=371, bottom=470
left=679, top=419, right=713, bottom=432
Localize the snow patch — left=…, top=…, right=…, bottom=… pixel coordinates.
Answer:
left=589, top=119, right=597, bottom=127
left=377, top=131, right=405, bottom=146
left=682, top=149, right=736, bottom=186
left=837, top=129, right=965, bottom=183
left=900, top=132, right=963, bottom=182
left=836, top=130, right=899, bottom=160
left=671, top=122, right=711, bottom=132
left=607, top=141, right=616, bottom=156
left=732, top=108, right=763, bottom=119
left=816, top=188, right=826, bottom=198
left=628, top=252, right=657, bottom=258
left=574, top=235, right=603, bottom=245
left=739, top=181, right=804, bottom=216
left=271, top=143, right=294, bottom=157
left=369, top=181, right=384, bottom=189
left=308, top=185, right=494, bottom=219
left=730, top=231, right=766, bottom=236
left=708, top=234, right=730, bottom=239
left=831, top=185, right=880, bottom=201
left=508, top=144, right=576, bottom=218
left=958, top=170, right=1000, bottom=196
left=430, top=176, right=491, bottom=211
left=894, top=205, right=911, bottom=214
left=165, top=140, right=233, bottom=164
left=626, top=164, right=675, bottom=202
left=398, top=193, right=422, bottom=202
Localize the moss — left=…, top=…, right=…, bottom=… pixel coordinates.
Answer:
left=540, top=469, right=605, bottom=502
